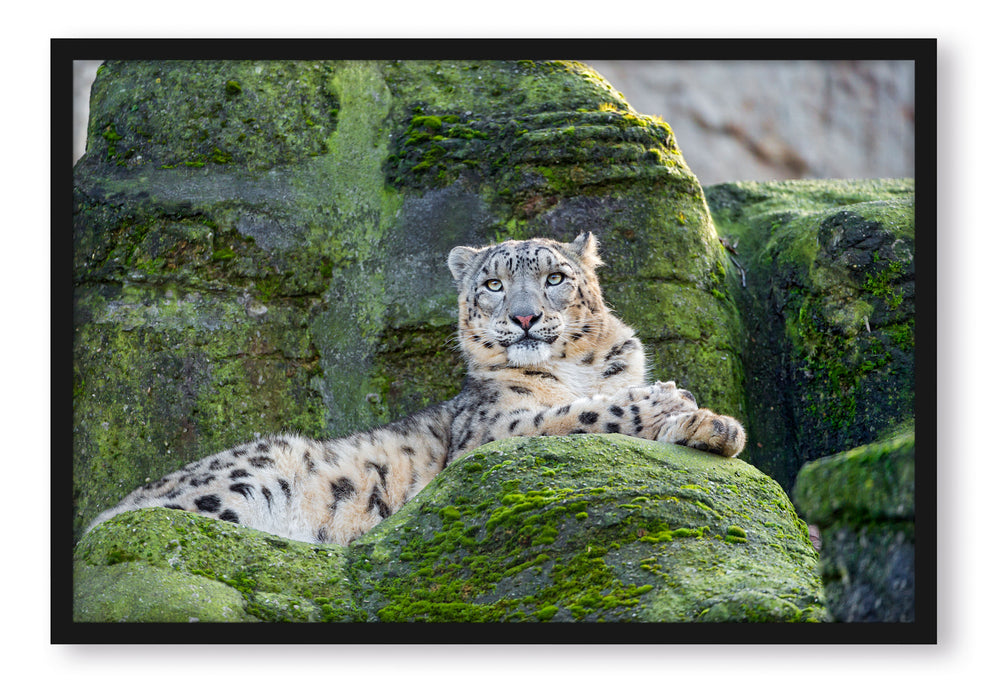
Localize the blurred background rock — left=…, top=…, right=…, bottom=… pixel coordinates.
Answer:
left=73, top=59, right=914, bottom=184
left=586, top=60, right=914, bottom=183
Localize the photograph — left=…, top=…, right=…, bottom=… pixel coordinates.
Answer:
left=54, top=40, right=933, bottom=644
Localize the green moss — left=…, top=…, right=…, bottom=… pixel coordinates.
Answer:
left=345, top=435, right=824, bottom=623
left=85, top=61, right=340, bottom=170
left=863, top=260, right=906, bottom=309
left=639, top=532, right=673, bottom=544
left=726, top=525, right=748, bottom=539
left=706, top=179, right=915, bottom=487
left=535, top=604, right=559, bottom=621
left=101, top=124, right=122, bottom=142
left=75, top=508, right=363, bottom=622
left=76, top=436, right=824, bottom=623
left=211, top=246, right=236, bottom=261
left=793, top=430, right=914, bottom=526
left=887, top=319, right=914, bottom=352
left=411, top=114, right=443, bottom=131
left=672, top=526, right=706, bottom=538
left=209, top=147, right=232, bottom=164
left=439, top=506, right=462, bottom=521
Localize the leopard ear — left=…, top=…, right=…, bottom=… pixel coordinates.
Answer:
left=448, top=245, right=482, bottom=287
left=566, top=231, right=603, bottom=269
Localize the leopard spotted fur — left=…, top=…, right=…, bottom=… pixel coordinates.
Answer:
left=86, top=233, right=745, bottom=544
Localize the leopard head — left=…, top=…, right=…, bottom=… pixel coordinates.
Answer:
left=447, top=232, right=608, bottom=369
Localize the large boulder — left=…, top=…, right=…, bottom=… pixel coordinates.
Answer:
left=74, top=435, right=825, bottom=623
left=705, top=179, right=915, bottom=489
left=73, top=60, right=743, bottom=540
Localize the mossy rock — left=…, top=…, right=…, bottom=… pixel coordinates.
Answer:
left=73, top=561, right=258, bottom=623
left=73, top=60, right=742, bottom=539
left=351, top=435, right=824, bottom=622
left=73, top=506, right=362, bottom=622
left=74, top=435, right=825, bottom=623
left=792, top=429, right=914, bottom=526
left=705, top=179, right=915, bottom=488
left=791, top=431, right=915, bottom=622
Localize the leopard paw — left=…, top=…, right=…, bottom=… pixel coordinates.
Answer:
left=657, top=409, right=746, bottom=458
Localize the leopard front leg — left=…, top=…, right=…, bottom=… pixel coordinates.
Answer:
left=448, top=380, right=745, bottom=459
left=643, top=381, right=746, bottom=458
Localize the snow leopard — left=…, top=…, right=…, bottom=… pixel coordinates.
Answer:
left=85, top=232, right=745, bottom=544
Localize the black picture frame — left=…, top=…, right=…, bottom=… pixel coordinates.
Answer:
left=52, top=37, right=936, bottom=645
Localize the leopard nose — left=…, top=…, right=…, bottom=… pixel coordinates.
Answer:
left=511, top=312, right=541, bottom=330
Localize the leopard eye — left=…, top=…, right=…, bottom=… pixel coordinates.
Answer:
left=484, top=279, right=503, bottom=292
left=546, top=272, right=565, bottom=286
